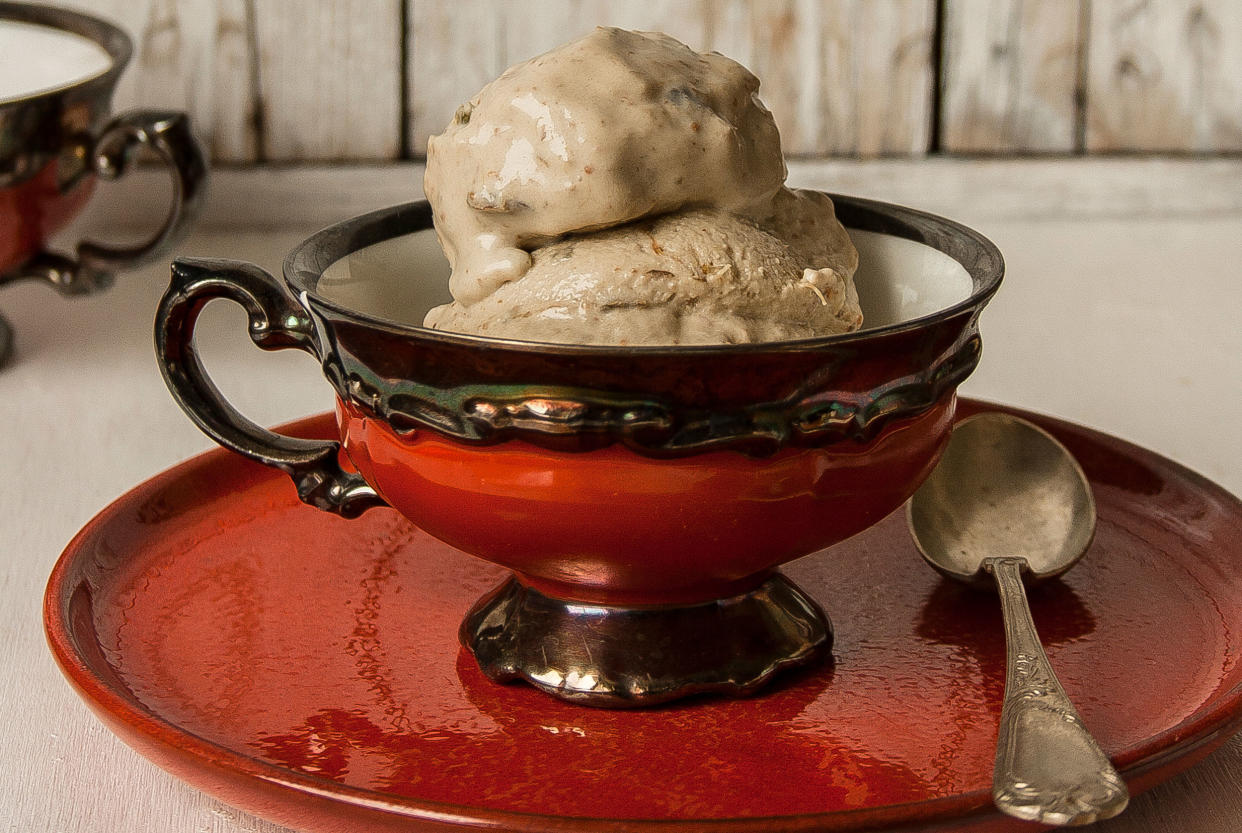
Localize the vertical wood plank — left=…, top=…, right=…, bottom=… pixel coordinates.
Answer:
left=253, top=0, right=403, bottom=161
left=701, top=0, right=756, bottom=71
left=738, top=1, right=809, bottom=153
left=823, top=0, right=937, bottom=157
left=410, top=0, right=710, bottom=155
left=408, top=0, right=505, bottom=156
left=32, top=1, right=1242, bottom=161
left=1086, top=0, right=1242, bottom=152
left=209, top=0, right=261, bottom=162
left=756, top=0, right=937, bottom=158
left=409, top=0, right=933, bottom=159
left=941, top=0, right=1084, bottom=153
left=498, top=0, right=709, bottom=66
left=572, top=0, right=710, bottom=48
left=735, top=1, right=936, bottom=157
left=30, top=0, right=259, bottom=162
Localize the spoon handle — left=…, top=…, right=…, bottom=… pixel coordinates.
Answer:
left=986, top=557, right=1129, bottom=826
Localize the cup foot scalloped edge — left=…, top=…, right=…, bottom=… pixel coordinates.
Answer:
left=460, top=572, right=833, bottom=708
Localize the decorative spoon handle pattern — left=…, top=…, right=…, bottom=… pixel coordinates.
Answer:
left=987, top=556, right=1129, bottom=826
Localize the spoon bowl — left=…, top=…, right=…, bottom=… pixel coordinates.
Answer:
left=909, top=411, right=1096, bottom=584
left=908, top=412, right=1128, bottom=826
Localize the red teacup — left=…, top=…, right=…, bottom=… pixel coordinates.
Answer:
left=0, top=3, right=205, bottom=364
left=156, top=197, right=1002, bottom=706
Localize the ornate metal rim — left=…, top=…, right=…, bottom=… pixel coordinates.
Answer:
left=282, top=195, right=1001, bottom=456
left=284, top=195, right=1004, bottom=355
left=326, top=331, right=982, bottom=457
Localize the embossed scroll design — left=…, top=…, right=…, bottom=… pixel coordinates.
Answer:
left=328, top=333, right=983, bottom=458
left=987, top=557, right=1129, bottom=826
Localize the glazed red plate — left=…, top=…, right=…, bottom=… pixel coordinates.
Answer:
left=45, top=400, right=1242, bottom=833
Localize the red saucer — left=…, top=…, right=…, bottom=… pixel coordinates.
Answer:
left=45, top=400, right=1242, bottom=833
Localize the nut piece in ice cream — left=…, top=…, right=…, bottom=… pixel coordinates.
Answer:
left=423, top=27, right=863, bottom=346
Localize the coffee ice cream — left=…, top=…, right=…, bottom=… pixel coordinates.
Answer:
left=423, top=27, right=861, bottom=345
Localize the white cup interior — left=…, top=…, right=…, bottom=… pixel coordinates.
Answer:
left=0, top=20, right=113, bottom=103
left=316, top=228, right=974, bottom=337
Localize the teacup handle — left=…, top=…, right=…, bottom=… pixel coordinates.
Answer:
left=155, top=257, right=386, bottom=518
left=4, top=110, right=207, bottom=295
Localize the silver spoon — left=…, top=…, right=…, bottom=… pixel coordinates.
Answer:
left=907, top=412, right=1128, bottom=826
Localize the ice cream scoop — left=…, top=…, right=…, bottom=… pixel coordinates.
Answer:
left=424, top=207, right=861, bottom=346
left=424, top=27, right=787, bottom=305
left=422, top=27, right=861, bottom=346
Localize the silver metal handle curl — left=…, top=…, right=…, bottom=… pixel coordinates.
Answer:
left=155, top=257, right=386, bottom=519
left=0, top=109, right=206, bottom=296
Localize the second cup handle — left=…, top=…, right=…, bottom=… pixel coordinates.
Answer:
left=6, top=109, right=207, bottom=296
left=79, top=109, right=207, bottom=274
left=155, top=257, right=387, bottom=518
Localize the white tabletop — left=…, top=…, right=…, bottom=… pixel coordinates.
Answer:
left=2, top=161, right=1241, bottom=831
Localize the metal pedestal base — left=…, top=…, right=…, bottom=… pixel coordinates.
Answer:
left=461, top=573, right=832, bottom=708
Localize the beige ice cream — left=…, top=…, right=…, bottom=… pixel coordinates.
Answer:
left=424, top=207, right=861, bottom=345
left=423, top=27, right=861, bottom=345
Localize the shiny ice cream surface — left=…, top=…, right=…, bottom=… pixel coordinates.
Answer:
left=423, top=27, right=862, bottom=345
left=425, top=206, right=861, bottom=346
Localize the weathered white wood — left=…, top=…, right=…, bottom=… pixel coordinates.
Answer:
left=407, top=0, right=505, bottom=155
left=701, top=0, right=755, bottom=72
left=1086, top=0, right=1242, bottom=152
left=408, top=0, right=933, bottom=158
left=21, top=0, right=403, bottom=161
left=497, top=0, right=709, bottom=66
left=737, top=0, right=806, bottom=153
left=207, top=0, right=261, bottom=162
left=699, top=0, right=937, bottom=157
left=21, top=0, right=1242, bottom=160
left=410, top=0, right=710, bottom=154
left=814, top=0, right=937, bottom=157
left=252, top=0, right=403, bottom=161
left=941, top=0, right=1084, bottom=153
left=25, top=0, right=259, bottom=162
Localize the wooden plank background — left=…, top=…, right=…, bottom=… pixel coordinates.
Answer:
left=32, top=0, right=1242, bottom=161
